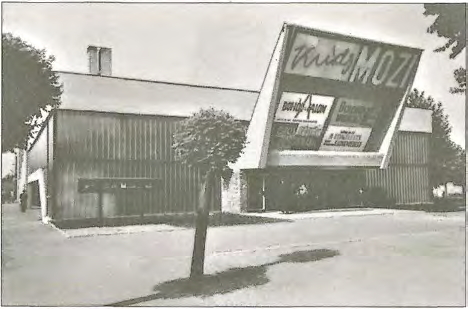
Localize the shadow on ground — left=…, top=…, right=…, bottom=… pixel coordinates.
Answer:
left=107, top=248, right=339, bottom=306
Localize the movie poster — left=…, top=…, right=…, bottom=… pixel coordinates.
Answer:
left=319, top=126, right=372, bottom=152
left=329, top=97, right=380, bottom=128
left=272, top=92, right=334, bottom=150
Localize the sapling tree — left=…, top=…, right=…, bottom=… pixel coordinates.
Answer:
left=172, top=108, right=247, bottom=279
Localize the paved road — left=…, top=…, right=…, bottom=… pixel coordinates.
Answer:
left=1, top=203, right=465, bottom=306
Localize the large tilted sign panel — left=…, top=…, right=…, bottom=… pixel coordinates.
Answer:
left=270, top=25, right=422, bottom=153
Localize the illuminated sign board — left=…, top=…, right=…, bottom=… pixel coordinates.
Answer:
left=284, top=32, right=419, bottom=89
left=268, top=24, right=421, bottom=154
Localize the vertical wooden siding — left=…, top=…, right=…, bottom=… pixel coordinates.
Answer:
left=366, top=166, right=431, bottom=204
left=388, top=132, right=429, bottom=165
left=366, top=132, right=431, bottom=204
left=54, top=110, right=220, bottom=221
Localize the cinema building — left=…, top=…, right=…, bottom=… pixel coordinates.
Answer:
left=17, top=24, right=432, bottom=226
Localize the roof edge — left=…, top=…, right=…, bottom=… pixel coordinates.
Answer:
left=55, top=71, right=260, bottom=94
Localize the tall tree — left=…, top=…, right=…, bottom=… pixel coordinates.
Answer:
left=423, top=4, right=466, bottom=94
left=2, top=33, right=62, bottom=152
left=172, top=108, right=246, bottom=279
left=406, top=89, right=465, bottom=188
left=445, top=145, right=466, bottom=187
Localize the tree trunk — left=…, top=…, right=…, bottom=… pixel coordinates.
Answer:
left=190, top=170, right=213, bottom=279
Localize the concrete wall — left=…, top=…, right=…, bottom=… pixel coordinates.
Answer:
left=221, top=171, right=248, bottom=213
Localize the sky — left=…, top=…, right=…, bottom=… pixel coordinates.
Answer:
left=1, top=3, right=465, bottom=175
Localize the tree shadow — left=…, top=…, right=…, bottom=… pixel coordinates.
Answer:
left=107, top=248, right=339, bottom=306
left=277, top=248, right=340, bottom=264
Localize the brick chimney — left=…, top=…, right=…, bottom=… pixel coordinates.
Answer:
left=87, top=45, right=112, bottom=76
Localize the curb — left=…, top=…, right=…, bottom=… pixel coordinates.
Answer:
left=243, top=209, right=413, bottom=220
left=49, top=223, right=185, bottom=238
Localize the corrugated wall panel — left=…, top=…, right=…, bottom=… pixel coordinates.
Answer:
left=389, top=132, right=429, bottom=165
left=55, top=110, right=220, bottom=221
left=366, top=165, right=431, bottom=204
left=366, top=131, right=431, bottom=205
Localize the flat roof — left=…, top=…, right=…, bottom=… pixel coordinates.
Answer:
left=57, top=71, right=259, bottom=121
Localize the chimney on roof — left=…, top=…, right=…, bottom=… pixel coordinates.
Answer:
left=87, top=45, right=112, bottom=76
left=87, top=46, right=98, bottom=74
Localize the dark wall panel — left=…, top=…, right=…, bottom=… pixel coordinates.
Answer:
left=54, top=110, right=219, bottom=221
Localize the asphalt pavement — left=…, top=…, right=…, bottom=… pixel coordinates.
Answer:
left=1, top=203, right=465, bottom=306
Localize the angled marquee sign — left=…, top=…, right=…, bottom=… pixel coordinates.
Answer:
left=236, top=23, right=422, bottom=169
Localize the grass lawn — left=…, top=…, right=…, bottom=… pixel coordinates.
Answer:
left=53, top=212, right=292, bottom=229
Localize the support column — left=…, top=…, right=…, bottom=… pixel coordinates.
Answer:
left=221, top=170, right=248, bottom=213
left=262, top=174, right=266, bottom=211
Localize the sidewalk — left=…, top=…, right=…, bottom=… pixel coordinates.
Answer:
left=52, top=208, right=417, bottom=238
left=243, top=207, right=412, bottom=220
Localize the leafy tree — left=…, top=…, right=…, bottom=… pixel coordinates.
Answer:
left=172, top=108, right=247, bottom=278
left=444, top=145, right=466, bottom=187
left=406, top=89, right=465, bottom=189
left=423, top=4, right=466, bottom=94
left=2, top=33, right=62, bottom=152
left=449, top=67, right=466, bottom=94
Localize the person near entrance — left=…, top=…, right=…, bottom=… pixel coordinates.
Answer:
left=278, top=179, right=294, bottom=214
left=296, top=183, right=309, bottom=211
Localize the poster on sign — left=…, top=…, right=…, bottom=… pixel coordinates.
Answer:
left=271, top=92, right=334, bottom=150
left=275, top=92, right=334, bottom=131
left=320, top=126, right=372, bottom=152
left=330, top=97, right=380, bottom=128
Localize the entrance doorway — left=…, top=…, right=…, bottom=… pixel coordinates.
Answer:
left=27, top=181, right=41, bottom=209
left=246, top=168, right=365, bottom=212
left=246, top=173, right=265, bottom=212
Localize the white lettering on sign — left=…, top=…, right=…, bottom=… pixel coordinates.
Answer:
left=319, top=126, right=372, bottom=152
left=348, top=46, right=381, bottom=84
left=350, top=48, right=418, bottom=88
left=285, top=33, right=419, bottom=89
left=275, top=92, right=334, bottom=134
left=285, top=33, right=361, bottom=81
left=330, top=98, right=379, bottom=127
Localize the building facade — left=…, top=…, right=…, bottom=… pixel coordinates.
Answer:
left=18, top=70, right=432, bottom=226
